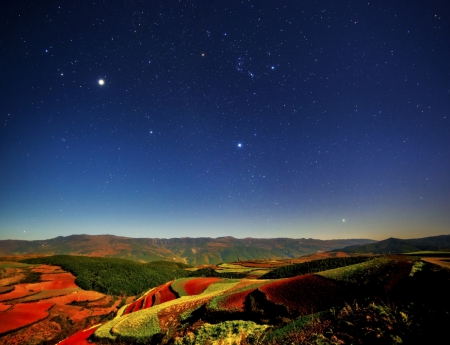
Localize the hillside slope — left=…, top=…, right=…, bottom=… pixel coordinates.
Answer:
left=57, top=256, right=450, bottom=345
left=0, top=235, right=374, bottom=265
left=334, top=234, right=450, bottom=254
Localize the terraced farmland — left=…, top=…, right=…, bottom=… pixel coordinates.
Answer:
left=0, top=260, right=125, bottom=344
left=3, top=253, right=450, bottom=344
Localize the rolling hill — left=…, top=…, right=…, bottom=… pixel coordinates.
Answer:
left=0, top=235, right=374, bottom=265
left=333, top=234, right=450, bottom=254
left=55, top=255, right=450, bottom=345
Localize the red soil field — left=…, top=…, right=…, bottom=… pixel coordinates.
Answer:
left=28, top=272, right=77, bottom=290
left=422, top=257, right=450, bottom=269
left=49, top=304, right=91, bottom=323
left=0, top=303, right=12, bottom=312
left=124, top=300, right=137, bottom=315
left=15, top=287, right=79, bottom=302
left=0, top=286, right=14, bottom=294
left=0, top=301, right=54, bottom=334
left=91, top=298, right=122, bottom=316
left=153, top=291, right=161, bottom=306
left=143, top=291, right=155, bottom=309
left=31, top=265, right=65, bottom=274
left=159, top=282, right=177, bottom=303
left=0, top=284, right=38, bottom=302
left=57, top=323, right=102, bottom=345
left=44, top=290, right=103, bottom=305
left=259, top=274, right=345, bottom=315
left=184, top=277, right=221, bottom=295
left=131, top=298, right=145, bottom=312
left=123, top=282, right=177, bottom=315
left=87, top=295, right=115, bottom=307
left=221, top=287, right=257, bottom=311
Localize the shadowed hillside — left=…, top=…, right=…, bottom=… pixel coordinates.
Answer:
left=0, top=235, right=374, bottom=265
left=334, top=235, right=450, bottom=254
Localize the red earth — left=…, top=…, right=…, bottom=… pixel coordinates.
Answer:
left=220, top=287, right=257, bottom=311
left=0, top=303, right=12, bottom=312
left=158, top=282, right=177, bottom=303
left=0, top=301, right=54, bottom=335
left=57, top=323, right=102, bottom=345
left=123, top=281, right=177, bottom=315
left=0, top=284, right=38, bottom=302
left=183, top=277, right=221, bottom=295
left=259, top=274, right=345, bottom=315
left=0, top=262, right=122, bottom=344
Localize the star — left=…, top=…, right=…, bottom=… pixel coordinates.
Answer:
left=98, top=79, right=105, bottom=86
left=237, top=143, right=242, bottom=148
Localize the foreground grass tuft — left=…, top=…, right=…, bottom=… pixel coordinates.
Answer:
left=174, top=320, right=269, bottom=345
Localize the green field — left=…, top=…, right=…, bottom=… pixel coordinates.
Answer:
left=401, top=251, right=450, bottom=256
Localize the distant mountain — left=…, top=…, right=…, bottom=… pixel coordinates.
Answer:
left=333, top=235, right=450, bottom=254
left=0, top=235, right=374, bottom=265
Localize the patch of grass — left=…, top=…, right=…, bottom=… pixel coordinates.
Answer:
left=317, top=257, right=392, bottom=283
left=174, top=320, right=269, bottom=345
left=263, top=312, right=322, bottom=343
left=0, top=262, right=33, bottom=269
left=188, top=267, right=248, bottom=279
left=261, top=256, right=374, bottom=279
left=409, top=261, right=425, bottom=276
left=402, top=251, right=450, bottom=256
left=179, top=304, right=203, bottom=323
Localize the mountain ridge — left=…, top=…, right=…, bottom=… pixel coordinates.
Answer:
left=333, top=234, right=450, bottom=254
left=0, top=234, right=374, bottom=265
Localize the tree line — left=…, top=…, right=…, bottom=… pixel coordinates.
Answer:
left=260, top=256, right=373, bottom=279
left=21, top=255, right=191, bottom=296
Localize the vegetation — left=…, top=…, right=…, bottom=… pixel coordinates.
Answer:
left=94, top=280, right=240, bottom=342
left=174, top=320, right=269, bottom=345
left=209, top=282, right=266, bottom=311
left=263, top=313, right=323, bottom=343
left=188, top=267, right=248, bottom=279
left=317, top=257, right=394, bottom=284
left=401, top=251, right=450, bottom=257
left=260, top=256, right=373, bottom=279
left=18, top=271, right=42, bottom=284
left=20, top=255, right=191, bottom=295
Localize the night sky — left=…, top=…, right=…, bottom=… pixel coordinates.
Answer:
left=1, top=1, right=449, bottom=241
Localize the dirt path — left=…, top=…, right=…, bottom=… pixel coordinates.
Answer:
left=422, top=257, right=450, bottom=269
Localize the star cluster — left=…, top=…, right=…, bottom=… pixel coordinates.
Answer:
left=1, top=1, right=449, bottom=240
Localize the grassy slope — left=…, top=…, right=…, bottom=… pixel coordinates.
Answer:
left=94, top=280, right=240, bottom=342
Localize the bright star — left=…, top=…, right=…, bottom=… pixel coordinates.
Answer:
left=342, top=219, right=346, bottom=222
left=237, top=143, right=242, bottom=148
left=98, top=79, right=105, bottom=85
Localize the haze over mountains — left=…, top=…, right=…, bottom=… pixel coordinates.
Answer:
left=0, top=235, right=374, bottom=265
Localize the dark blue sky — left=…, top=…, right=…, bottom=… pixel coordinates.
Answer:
left=1, top=1, right=449, bottom=240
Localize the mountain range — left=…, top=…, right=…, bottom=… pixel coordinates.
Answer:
left=334, top=234, right=450, bottom=254
left=0, top=235, right=374, bottom=265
